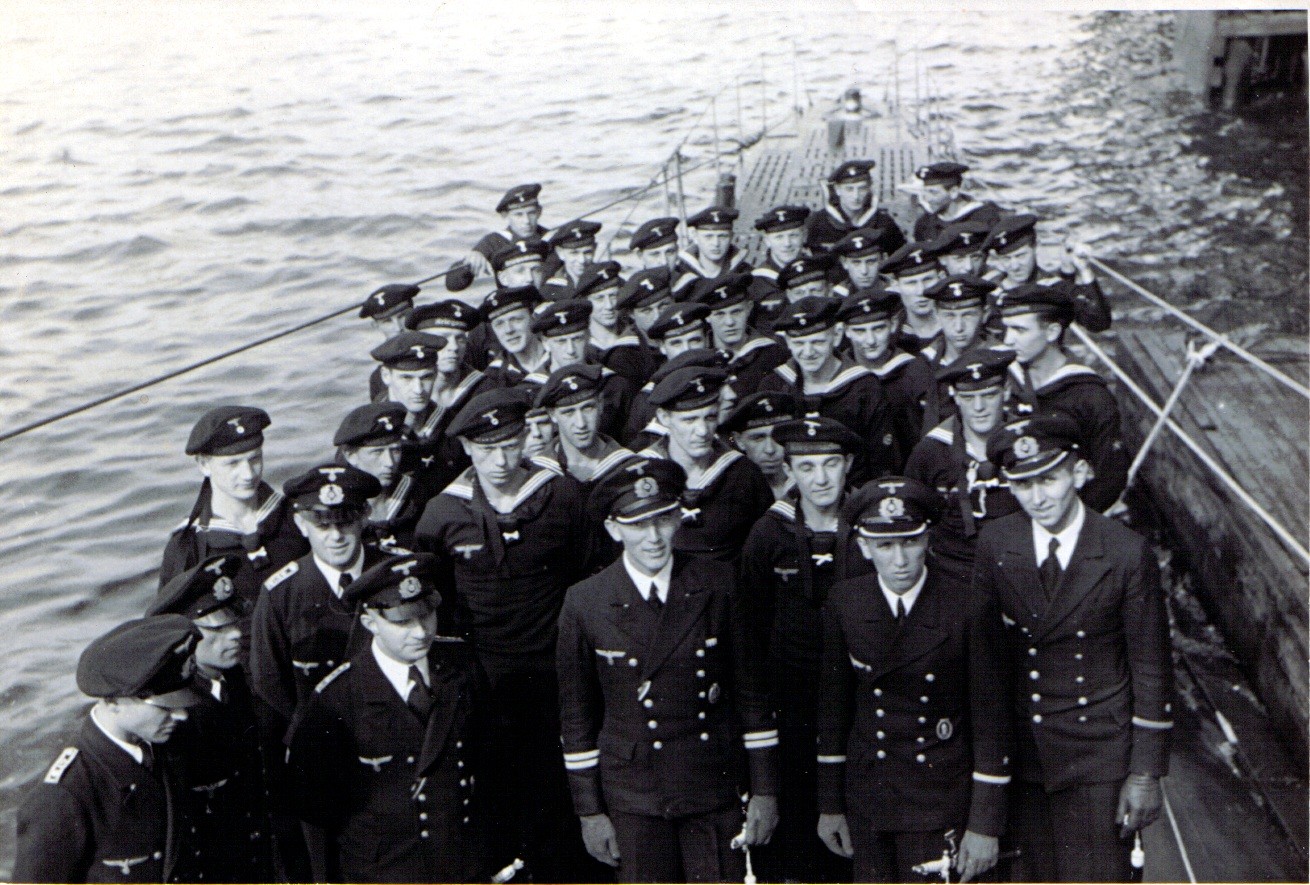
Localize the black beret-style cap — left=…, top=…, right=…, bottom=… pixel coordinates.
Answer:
left=370, top=331, right=447, bottom=370
left=686, top=206, right=739, bottom=229
left=531, top=298, right=592, bottom=336
left=647, top=347, right=731, bottom=387
left=359, top=283, right=421, bottom=319
left=186, top=405, right=271, bottom=457
left=915, top=161, right=969, bottom=186
left=836, top=287, right=902, bottom=325
left=496, top=183, right=542, bottom=214
left=924, top=274, right=997, bottom=306
left=535, top=362, right=605, bottom=410
left=754, top=204, right=811, bottom=233
left=630, top=216, right=680, bottom=252
left=937, top=345, right=1016, bottom=391
left=550, top=220, right=603, bottom=250
left=832, top=226, right=898, bottom=258
left=575, top=261, right=625, bottom=299
left=77, top=615, right=203, bottom=705
left=931, top=219, right=992, bottom=255
left=648, top=365, right=729, bottom=412
left=771, top=416, right=865, bottom=456
left=881, top=241, right=945, bottom=278
left=405, top=299, right=481, bottom=333
left=491, top=237, right=551, bottom=272
left=587, top=456, right=687, bottom=524
left=773, top=295, right=842, bottom=336
left=689, top=272, right=752, bottom=312
left=284, top=463, right=381, bottom=519
left=448, top=387, right=531, bottom=444
left=147, top=553, right=244, bottom=620
left=994, top=281, right=1075, bottom=325
left=344, top=552, right=442, bottom=611
left=828, top=159, right=876, bottom=184
left=648, top=302, right=710, bottom=342
left=617, top=267, right=673, bottom=311
left=334, top=402, right=408, bottom=448
left=777, top=253, right=837, bottom=290
left=481, top=285, right=541, bottom=322
left=719, top=391, right=800, bottom=434
left=984, top=214, right=1039, bottom=254
left=844, top=476, right=943, bottom=539
left=987, top=410, right=1083, bottom=480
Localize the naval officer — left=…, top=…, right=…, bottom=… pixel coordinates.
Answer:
left=15, top=616, right=203, bottom=883
left=975, top=412, right=1173, bottom=882
left=556, top=457, right=780, bottom=882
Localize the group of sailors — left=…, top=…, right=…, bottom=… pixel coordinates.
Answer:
left=15, top=157, right=1173, bottom=884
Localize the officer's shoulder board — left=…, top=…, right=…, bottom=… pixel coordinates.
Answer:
left=44, top=747, right=79, bottom=784
left=264, top=561, right=299, bottom=591
left=432, top=634, right=467, bottom=644
left=315, top=661, right=351, bottom=694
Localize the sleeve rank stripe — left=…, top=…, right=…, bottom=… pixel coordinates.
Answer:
left=816, top=754, right=847, bottom=764
left=973, top=771, right=1012, bottom=785
left=1132, top=716, right=1174, bottom=730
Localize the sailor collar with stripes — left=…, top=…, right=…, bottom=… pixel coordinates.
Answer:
left=773, top=358, right=873, bottom=397
left=369, top=472, right=416, bottom=525
left=179, top=483, right=285, bottom=535
left=674, top=245, right=749, bottom=281
left=924, top=415, right=988, bottom=462
left=823, top=200, right=880, bottom=229
left=866, top=350, right=918, bottom=379
left=638, top=437, right=742, bottom=492
left=439, top=456, right=565, bottom=513
left=558, top=436, right=639, bottom=484
left=414, top=369, right=486, bottom=440
left=1007, top=359, right=1101, bottom=394
left=488, top=351, right=552, bottom=387
left=727, top=334, right=780, bottom=365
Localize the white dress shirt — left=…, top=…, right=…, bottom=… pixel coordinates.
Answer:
left=623, top=554, right=673, bottom=604
left=314, top=552, right=365, bottom=599
left=371, top=640, right=431, bottom=703
left=879, top=567, right=928, bottom=618
left=90, top=705, right=145, bottom=765
left=1033, top=499, right=1086, bottom=571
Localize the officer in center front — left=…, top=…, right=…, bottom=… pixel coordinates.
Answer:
left=817, top=477, right=1011, bottom=884
left=556, top=457, right=780, bottom=883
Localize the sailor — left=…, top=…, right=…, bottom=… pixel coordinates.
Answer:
left=403, top=298, right=502, bottom=489
left=414, top=388, right=598, bottom=882
left=247, top=463, right=385, bottom=724
left=836, top=288, right=934, bottom=468
left=577, top=260, right=659, bottom=389
left=556, top=457, right=780, bottom=882
left=482, top=284, right=552, bottom=386
left=527, top=299, right=634, bottom=441
left=719, top=391, right=802, bottom=500
left=622, top=346, right=733, bottom=453
left=748, top=204, right=811, bottom=324
left=805, top=159, right=907, bottom=255
left=911, top=162, right=1003, bottom=243
left=463, top=182, right=551, bottom=280
left=523, top=400, right=561, bottom=462
left=15, top=615, right=203, bottom=883
left=982, top=214, right=1111, bottom=333
left=359, top=283, right=421, bottom=402
left=146, top=554, right=272, bottom=883
left=285, top=553, right=485, bottom=883
left=760, top=296, right=898, bottom=484
left=882, top=240, right=949, bottom=354
left=616, top=266, right=677, bottom=348
left=830, top=225, right=900, bottom=297
left=369, top=330, right=448, bottom=445
left=740, top=417, right=870, bottom=884
left=160, top=406, right=308, bottom=606
left=996, top=283, right=1129, bottom=512
left=918, top=274, right=1001, bottom=430
left=904, top=346, right=1021, bottom=589
left=543, top=220, right=603, bottom=300
left=640, top=365, right=773, bottom=563
left=817, top=478, right=1011, bottom=883
left=672, top=206, right=750, bottom=297
left=691, top=272, right=790, bottom=397
left=335, top=403, right=428, bottom=553
left=930, top=219, right=994, bottom=279
left=975, top=411, right=1173, bottom=882
left=776, top=252, right=838, bottom=303
left=628, top=216, right=682, bottom=273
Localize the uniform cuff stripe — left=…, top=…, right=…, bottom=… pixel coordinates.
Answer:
left=817, top=754, right=847, bottom=763
left=564, top=758, right=599, bottom=770
left=1132, top=716, right=1174, bottom=730
left=972, top=771, right=1012, bottom=784
left=564, top=749, right=600, bottom=763
left=744, top=730, right=779, bottom=749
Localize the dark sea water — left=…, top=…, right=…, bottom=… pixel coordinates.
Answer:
left=0, top=5, right=1305, bottom=872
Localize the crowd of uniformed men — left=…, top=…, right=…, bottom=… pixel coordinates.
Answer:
left=16, top=158, right=1174, bottom=884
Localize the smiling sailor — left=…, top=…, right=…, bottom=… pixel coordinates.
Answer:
left=15, top=615, right=204, bottom=883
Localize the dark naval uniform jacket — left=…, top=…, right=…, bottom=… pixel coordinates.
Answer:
left=15, top=716, right=186, bottom=883
left=906, top=417, right=1021, bottom=588
left=403, top=369, right=502, bottom=491
left=867, top=349, right=934, bottom=471
left=817, top=569, right=1012, bottom=837
left=587, top=333, right=661, bottom=391
left=556, top=555, right=779, bottom=819
left=1005, top=361, right=1130, bottom=512
left=414, top=458, right=593, bottom=683
left=912, top=197, right=1002, bottom=243
left=805, top=203, right=906, bottom=255
left=637, top=439, right=774, bottom=564
left=671, top=246, right=752, bottom=298
left=362, top=468, right=441, bottom=556
left=973, top=509, right=1173, bottom=792
left=724, top=334, right=791, bottom=398
left=745, top=255, right=790, bottom=331
left=287, top=639, right=484, bottom=883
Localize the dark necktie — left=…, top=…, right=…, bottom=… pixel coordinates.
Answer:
left=894, top=596, right=907, bottom=625
left=407, top=666, right=433, bottom=720
left=647, top=583, right=663, bottom=613
left=338, top=572, right=353, bottom=596
left=137, top=741, right=155, bottom=772
left=1041, top=538, right=1062, bottom=599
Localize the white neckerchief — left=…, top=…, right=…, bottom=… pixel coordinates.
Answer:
left=314, top=552, right=365, bottom=599
left=623, top=554, right=673, bottom=604
left=372, top=640, right=431, bottom=703
left=1033, top=498, right=1086, bottom=571
left=879, top=567, right=928, bottom=618
left=91, top=705, right=145, bottom=765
